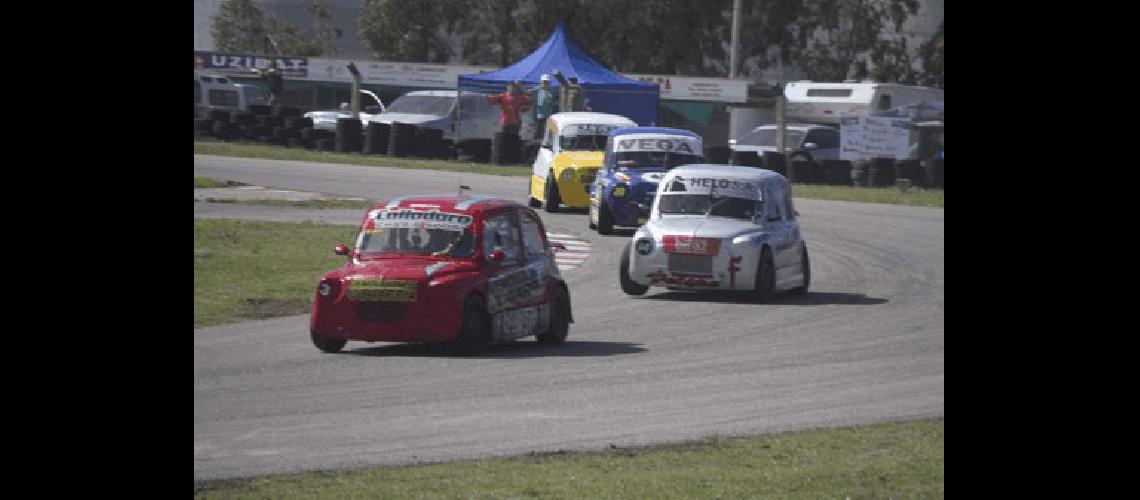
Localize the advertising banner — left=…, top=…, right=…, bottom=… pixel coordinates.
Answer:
left=194, top=51, right=308, bottom=77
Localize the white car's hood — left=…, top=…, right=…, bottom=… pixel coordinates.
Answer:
left=646, top=217, right=764, bottom=240
left=371, top=112, right=445, bottom=125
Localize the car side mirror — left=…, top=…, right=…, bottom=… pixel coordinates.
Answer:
left=803, top=142, right=818, bottom=150
left=549, top=241, right=567, bottom=251
left=489, top=250, right=506, bottom=262
left=334, top=243, right=350, bottom=256
left=766, top=215, right=782, bottom=222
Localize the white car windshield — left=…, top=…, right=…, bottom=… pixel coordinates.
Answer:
left=657, top=194, right=761, bottom=220
left=385, top=95, right=455, bottom=116
left=560, top=134, right=609, bottom=151
left=355, top=227, right=475, bottom=257
left=736, top=128, right=805, bottom=148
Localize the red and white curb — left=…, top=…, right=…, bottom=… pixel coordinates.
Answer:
left=548, top=232, right=592, bottom=272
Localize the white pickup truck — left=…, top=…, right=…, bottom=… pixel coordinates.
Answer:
left=303, top=90, right=387, bottom=130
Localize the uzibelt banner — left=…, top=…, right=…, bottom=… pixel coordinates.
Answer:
left=195, top=51, right=308, bottom=78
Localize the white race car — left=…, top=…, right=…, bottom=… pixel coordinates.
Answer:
left=620, top=164, right=810, bottom=301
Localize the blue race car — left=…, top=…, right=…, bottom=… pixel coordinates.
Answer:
left=587, top=127, right=705, bottom=235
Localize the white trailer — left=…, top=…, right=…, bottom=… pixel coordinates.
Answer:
left=783, top=81, right=943, bottom=125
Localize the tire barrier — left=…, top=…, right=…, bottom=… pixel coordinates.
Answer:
left=258, top=135, right=274, bottom=145
left=299, top=127, right=318, bottom=142
left=894, top=159, right=924, bottom=186
left=230, top=112, right=255, bottom=126
left=196, top=119, right=214, bottom=134
left=272, top=126, right=296, bottom=144
left=439, top=139, right=456, bottom=159
left=284, top=116, right=312, bottom=131
left=315, top=138, right=334, bottom=151
left=705, top=145, right=731, bottom=164
left=820, top=160, right=852, bottom=186
left=335, top=117, right=363, bottom=153
left=415, top=127, right=444, bottom=159
left=246, top=125, right=270, bottom=141
left=868, top=157, right=895, bottom=187
left=923, top=158, right=944, bottom=189
left=256, top=115, right=284, bottom=128
left=387, top=122, right=417, bottom=157
left=851, top=160, right=870, bottom=187
left=212, top=121, right=236, bottom=140
left=761, top=151, right=786, bottom=175
left=247, top=104, right=272, bottom=116
left=730, top=150, right=762, bottom=167
left=207, top=110, right=231, bottom=123
left=364, top=123, right=391, bottom=155
left=286, top=137, right=308, bottom=149
left=455, top=139, right=492, bottom=163
left=787, top=158, right=820, bottom=184
left=491, top=131, right=522, bottom=165
left=271, top=105, right=300, bottom=118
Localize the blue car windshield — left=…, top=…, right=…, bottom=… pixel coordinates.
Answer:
left=614, top=151, right=703, bottom=169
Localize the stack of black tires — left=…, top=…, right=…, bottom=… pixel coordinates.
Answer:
left=491, top=132, right=523, bottom=165
left=335, top=117, right=363, bottom=153
left=385, top=122, right=416, bottom=157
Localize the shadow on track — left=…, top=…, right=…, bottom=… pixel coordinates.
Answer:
left=637, top=290, right=888, bottom=306
left=341, top=340, right=648, bottom=358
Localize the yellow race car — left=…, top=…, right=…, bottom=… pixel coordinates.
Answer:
left=528, top=112, right=636, bottom=213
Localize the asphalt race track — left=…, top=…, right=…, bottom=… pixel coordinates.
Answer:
left=193, top=155, right=944, bottom=480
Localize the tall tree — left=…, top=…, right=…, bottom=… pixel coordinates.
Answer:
left=211, top=0, right=268, bottom=53
left=918, top=21, right=943, bottom=88
left=212, top=0, right=340, bottom=56
left=359, top=0, right=462, bottom=63
left=267, top=1, right=343, bottom=56
left=794, top=0, right=921, bottom=82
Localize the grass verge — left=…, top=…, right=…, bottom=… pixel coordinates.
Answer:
left=194, top=219, right=357, bottom=328
left=793, top=184, right=944, bottom=208
left=194, top=418, right=943, bottom=499
left=195, top=139, right=532, bottom=177
left=197, top=198, right=378, bottom=210
left=194, top=176, right=249, bottom=188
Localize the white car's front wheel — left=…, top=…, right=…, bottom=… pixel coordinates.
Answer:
left=619, top=244, right=648, bottom=296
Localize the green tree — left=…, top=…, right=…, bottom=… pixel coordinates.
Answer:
left=359, top=0, right=463, bottom=62
left=794, top=0, right=921, bottom=83
left=267, top=1, right=343, bottom=56
left=918, top=21, right=943, bottom=88
left=211, top=0, right=269, bottom=53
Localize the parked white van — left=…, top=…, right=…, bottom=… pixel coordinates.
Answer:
left=369, top=90, right=536, bottom=145
left=783, top=81, right=943, bottom=125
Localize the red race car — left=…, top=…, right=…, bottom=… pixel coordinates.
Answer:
left=310, top=195, right=573, bottom=354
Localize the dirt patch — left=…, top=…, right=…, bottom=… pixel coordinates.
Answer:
left=240, top=298, right=311, bottom=319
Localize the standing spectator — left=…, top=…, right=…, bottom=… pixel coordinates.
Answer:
left=255, top=60, right=285, bottom=105
left=530, top=74, right=555, bottom=140
left=551, top=70, right=585, bottom=112
left=486, top=81, right=532, bottom=136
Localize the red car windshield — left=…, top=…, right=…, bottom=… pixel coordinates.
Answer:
left=355, top=227, right=476, bottom=257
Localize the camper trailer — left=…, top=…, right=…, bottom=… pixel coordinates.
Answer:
left=784, top=81, right=943, bottom=125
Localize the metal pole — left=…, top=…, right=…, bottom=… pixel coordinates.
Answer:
left=776, top=95, right=786, bottom=154
left=730, top=0, right=742, bottom=78
left=347, top=62, right=361, bottom=120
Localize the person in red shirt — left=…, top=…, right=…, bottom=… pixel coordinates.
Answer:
left=486, top=81, right=532, bottom=136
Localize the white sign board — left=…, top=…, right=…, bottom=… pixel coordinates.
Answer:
left=627, top=74, right=749, bottom=103
left=839, top=116, right=914, bottom=161
left=307, top=58, right=497, bottom=88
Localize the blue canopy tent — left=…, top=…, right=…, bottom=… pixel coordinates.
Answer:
left=457, top=22, right=659, bottom=132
